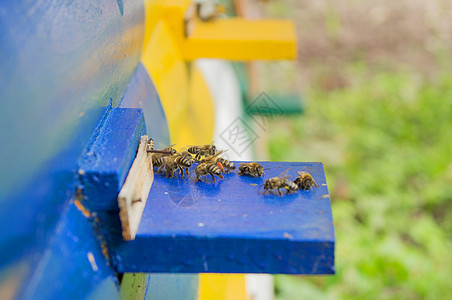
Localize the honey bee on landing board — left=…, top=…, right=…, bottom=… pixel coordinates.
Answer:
left=154, top=156, right=179, bottom=178
left=263, top=168, right=299, bottom=196
left=173, top=155, right=193, bottom=177
left=238, top=162, right=264, bottom=177
left=188, top=144, right=217, bottom=160
left=158, top=144, right=178, bottom=156
left=201, top=151, right=234, bottom=173
left=150, top=144, right=178, bottom=164
left=293, top=171, right=319, bottom=190
left=194, top=162, right=224, bottom=183
left=176, top=148, right=197, bottom=164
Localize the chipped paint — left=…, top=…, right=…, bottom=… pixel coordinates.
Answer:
left=87, top=252, right=99, bottom=272
left=92, top=215, right=112, bottom=264
left=74, top=200, right=91, bottom=218
left=283, top=232, right=293, bottom=239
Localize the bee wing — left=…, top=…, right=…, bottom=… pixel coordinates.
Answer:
left=280, top=174, right=292, bottom=180
left=203, top=150, right=227, bottom=162
left=160, top=144, right=176, bottom=151
left=212, top=149, right=227, bottom=157
left=276, top=167, right=292, bottom=179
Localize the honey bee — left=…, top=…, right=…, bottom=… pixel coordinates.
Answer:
left=194, top=162, right=224, bottom=183
left=201, top=151, right=234, bottom=173
left=146, top=137, right=155, bottom=151
left=173, top=155, right=193, bottom=177
left=293, top=171, right=319, bottom=190
left=217, top=158, right=235, bottom=171
left=263, top=169, right=298, bottom=196
left=188, top=144, right=217, bottom=160
left=177, top=148, right=196, bottom=161
left=238, top=163, right=264, bottom=177
left=154, top=156, right=179, bottom=178
left=150, top=144, right=178, bottom=163
left=159, top=144, right=178, bottom=156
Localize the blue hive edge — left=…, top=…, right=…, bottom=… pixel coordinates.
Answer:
left=107, top=161, right=336, bottom=275
left=77, top=107, right=146, bottom=212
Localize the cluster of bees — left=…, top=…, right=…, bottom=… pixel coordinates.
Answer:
left=263, top=169, right=319, bottom=197
left=146, top=138, right=318, bottom=196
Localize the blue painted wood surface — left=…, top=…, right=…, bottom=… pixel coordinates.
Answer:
left=73, top=110, right=335, bottom=275
left=19, top=203, right=120, bottom=300
left=119, top=63, right=171, bottom=148
left=78, top=107, right=146, bottom=211
left=109, top=162, right=335, bottom=274
left=0, top=0, right=144, bottom=287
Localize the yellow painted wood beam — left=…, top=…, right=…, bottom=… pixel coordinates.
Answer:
left=144, top=1, right=297, bottom=61
left=183, top=18, right=297, bottom=61
left=198, top=274, right=247, bottom=300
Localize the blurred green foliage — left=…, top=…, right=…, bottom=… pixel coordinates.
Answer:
left=268, top=64, right=452, bottom=299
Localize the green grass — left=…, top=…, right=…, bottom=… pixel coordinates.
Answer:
left=268, top=64, right=452, bottom=300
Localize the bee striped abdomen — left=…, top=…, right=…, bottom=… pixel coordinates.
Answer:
left=207, top=164, right=221, bottom=175
left=154, top=156, right=169, bottom=167
left=208, top=145, right=216, bottom=155
left=146, top=138, right=155, bottom=151
left=217, top=158, right=235, bottom=170
left=175, top=156, right=192, bottom=168
left=283, top=179, right=299, bottom=192
left=188, top=147, right=199, bottom=155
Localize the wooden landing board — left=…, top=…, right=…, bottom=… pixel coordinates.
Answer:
left=111, top=162, right=335, bottom=274
left=118, top=136, right=154, bottom=241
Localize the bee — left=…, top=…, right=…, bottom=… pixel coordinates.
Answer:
left=217, top=158, right=235, bottom=172
left=263, top=169, right=298, bottom=196
left=150, top=144, right=178, bottom=163
left=293, top=171, right=319, bottom=190
left=177, top=148, right=196, bottom=161
left=173, top=155, right=193, bottom=177
left=201, top=151, right=234, bottom=173
left=195, top=1, right=226, bottom=22
left=158, top=144, right=178, bottom=156
left=146, top=137, right=155, bottom=151
left=194, top=162, right=224, bottom=183
left=154, top=156, right=179, bottom=178
left=148, top=144, right=177, bottom=155
left=238, top=163, right=264, bottom=177
left=188, top=144, right=217, bottom=160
